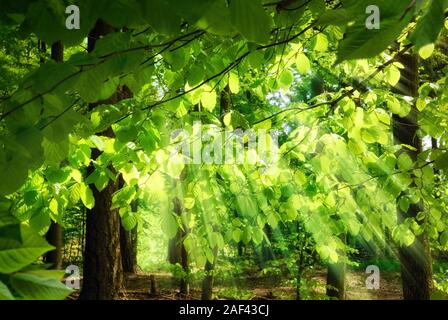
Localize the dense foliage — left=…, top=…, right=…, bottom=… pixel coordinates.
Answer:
left=0, top=0, right=447, bottom=300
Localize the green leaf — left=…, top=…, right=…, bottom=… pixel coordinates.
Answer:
left=316, top=9, right=353, bottom=26
left=121, top=209, right=138, bottom=231
left=201, top=88, right=217, bottom=111
left=0, top=226, right=53, bottom=274
left=296, top=53, right=311, bottom=74
left=416, top=98, right=427, bottom=112
left=24, top=191, right=39, bottom=206
left=387, top=96, right=410, bottom=117
left=46, top=167, right=71, bottom=184
left=440, top=230, right=448, bottom=247
left=161, top=214, right=178, bottom=239
left=187, top=66, right=205, bottom=88
left=196, top=0, right=235, bottom=36
left=386, top=66, right=401, bottom=86
left=0, top=281, right=14, bottom=300
left=10, top=272, right=71, bottom=300
left=0, top=210, right=19, bottom=229
left=29, top=209, right=51, bottom=234
left=308, top=0, right=325, bottom=17
left=74, top=68, right=119, bottom=103
left=279, top=70, right=294, bottom=89
left=410, top=0, right=446, bottom=51
left=418, top=43, right=435, bottom=60
left=397, top=153, right=413, bottom=171
left=86, top=169, right=110, bottom=192
left=0, top=152, right=28, bottom=195
left=232, top=228, right=241, bottom=242
left=141, top=0, right=181, bottom=35
left=336, top=1, right=411, bottom=63
left=236, top=196, right=258, bottom=218
left=0, top=224, right=21, bottom=244
left=435, top=152, right=448, bottom=170
left=252, top=228, right=264, bottom=245
left=164, top=48, right=188, bottom=71
left=112, top=186, right=137, bottom=209
left=229, top=0, right=272, bottom=44
left=42, top=137, right=69, bottom=165
left=80, top=183, right=95, bottom=210
left=312, top=33, right=328, bottom=52
left=170, top=0, right=218, bottom=24
left=120, top=164, right=140, bottom=186
left=228, top=72, right=240, bottom=94
left=184, top=198, right=195, bottom=210
left=0, top=127, right=44, bottom=195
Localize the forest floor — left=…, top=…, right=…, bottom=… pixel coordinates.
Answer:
left=116, top=269, right=403, bottom=300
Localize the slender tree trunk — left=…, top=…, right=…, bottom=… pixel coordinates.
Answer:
left=201, top=248, right=218, bottom=300
left=120, top=222, right=138, bottom=273
left=296, top=224, right=308, bottom=300
left=43, top=41, right=64, bottom=270
left=393, top=53, right=433, bottom=300
left=309, top=74, right=348, bottom=300
left=120, top=183, right=138, bottom=274
left=79, top=20, right=133, bottom=300
left=261, top=224, right=274, bottom=263
left=326, top=233, right=346, bottom=300
left=172, top=196, right=190, bottom=296
left=179, top=238, right=189, bottom=296
left=168, top=233, right=182, bottom=265
left=44, top=222, right=63, bottom=269
left=38, top=40, right=46, bottom=64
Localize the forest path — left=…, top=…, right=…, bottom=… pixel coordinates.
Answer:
left=118, top=270, right=403, bottom=300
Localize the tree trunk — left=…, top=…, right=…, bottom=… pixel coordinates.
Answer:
left=201, top=248, right=218, bottom=300
left=120, top=224, right=138, bottom=274
left=172, top=196, right=190, bottom=296
left=44, top=222, right=63, bottom=269
left=80, top=165, right=124, bottom=300
left=393, top=53, right=432, bottom=300
left=296, top=224, right=309, bottom=300
left=326, top=233, right=346, bottom=300
left=326, top=261, right=346, bottom=300
left=179, top=237, right=189, bottom=296
left=79, top=20, right=133, bottom=300
left=43, top=41, right=64, bottom=270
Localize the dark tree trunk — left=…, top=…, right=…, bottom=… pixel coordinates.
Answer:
left=326, top=261, right=346, bottom=300
left=296, top=224, right=309, bottom=300
left=80, top=164, right=124, bottom=300
left=43, top=41, right=64, bottom=270
left=38, top=41, right=46, bottom=64
left=120, top=192, right=138, bottom=274
left=393, top=53, right=433, bottom=300
left=179, top=237, right=189, bottom=296
left=296, top=252, right=305, bottom=300
left=168, top=233, right=182, bottom=265
left=261, top=224, right=274, bottom=262
left=120, top=224, right=138, bottom=274
left=172, top=196, right=190, bottom=296
left=44, top=222, right=63, bottom=269
left=79, top=20, right=133, bottom=300
left=201, top=248, right=218, bottom=300
left=326, top=234, right=346, bottom=300
left=51, top=41, right=63, bottom=62
left=237, top=243, right=244, bottom=257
